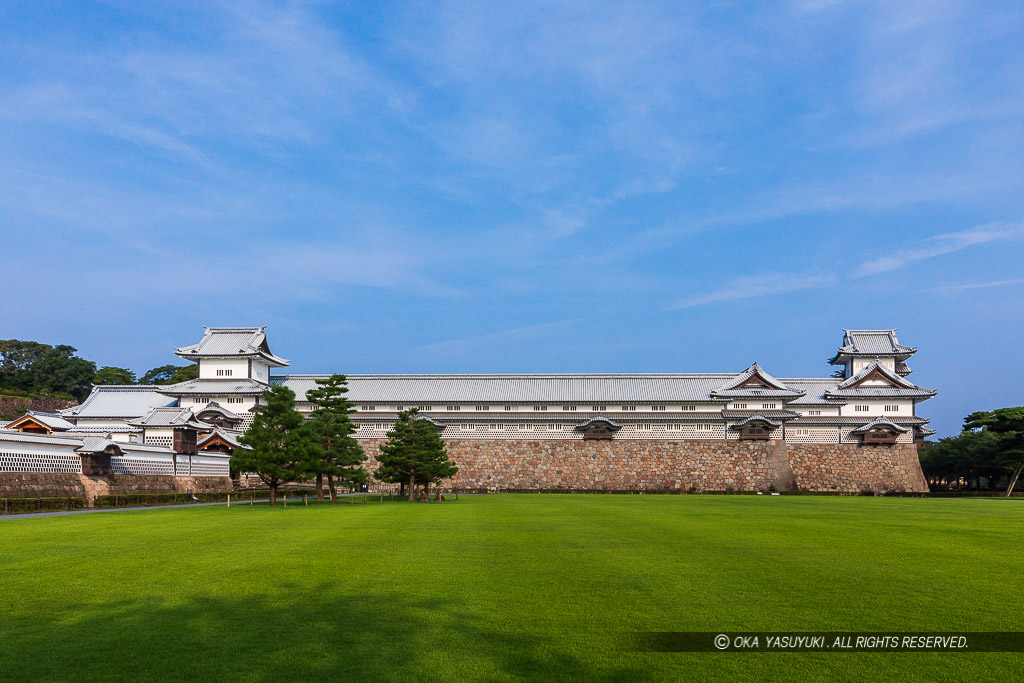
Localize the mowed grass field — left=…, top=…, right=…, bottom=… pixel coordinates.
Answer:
left=1, top=495, right=1021, bottom=682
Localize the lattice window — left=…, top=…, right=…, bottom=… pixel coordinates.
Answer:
left=681, top=405, right=697, bottom=411
left=562, top=406, right=577, bottom=411
left=786, top=428, right=840, bottom=444
left=0, top=450, right=82, bottom=473
left=190, top=460, right=230, bottom=476
left=474, top=405, right=490, bottom=411
left=591, top=405, right=607, bottom=411
left=111, top=456, right=174, bottom=476
left=651, top=406, right=666, bottom=411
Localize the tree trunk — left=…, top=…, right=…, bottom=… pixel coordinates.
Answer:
left=269, top=484, right=277, bottom=507
left=425, top=481, right=431, bottom=503
left=316, top=473, right=324, bottom=500
left=327, top=474, right=338, bottom=503
left=1007, top=462, right=1024, bottom=497
left=408, top=473, right=416, bottom=502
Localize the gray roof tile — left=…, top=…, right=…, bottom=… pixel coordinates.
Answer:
left=175, top=327, right=288, bottom=366
left=61, top=386, right=178, bottom=419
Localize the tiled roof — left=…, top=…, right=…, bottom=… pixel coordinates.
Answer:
left=851, top=418, right=910, bottom=434
left=127, top=407, right=209, bottom=429
left=830, top=329, right=916, bottom=363
left=711, top=363, right=804, bottom=399
left=895, top=362, right=912, bottom=377
left=76, top=437, right=123, bottom=453
left=729, top=414, right=782, bottom=429
left=158, top=378, right=270, bottom=396
left=788, top=416, right=929, bottom=426
left=61, top=386, right=178, bottom=419
left=198, top=426, right=248, bottom=450
left=781, top=379, right=847, bottom=405
left=826, top=362, right=935, bottom=399
left=0, top=428, right=89, bottom=446
left=350, top=410, right=726, bottom=422
left=194, top=402, right=241, bottom=421
left=277, top=373, right=754, bottom=404
left=175, top=327, right=288, bottom=366
left=576, top=416, right=624, bottom=429
left=720, top=409, right=800, bottom=420
left=7, top=411, right=76, bottom=431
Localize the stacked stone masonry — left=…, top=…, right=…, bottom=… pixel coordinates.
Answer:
left=0, top=473, right=233, bottom=504
left=358, top=438, right=929, bottom=493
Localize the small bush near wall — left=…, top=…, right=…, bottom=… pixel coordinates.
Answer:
left=2, top=496, right=87, bottom=514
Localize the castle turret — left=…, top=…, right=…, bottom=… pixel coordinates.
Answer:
left=828, top=329, right=916, bottom=379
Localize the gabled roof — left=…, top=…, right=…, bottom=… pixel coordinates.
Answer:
left=851, top=418, right=910, bottom=434
left=127, top=407, right=209, bottom=429
left=194, top=401, right=241, bottom=421
left=5, top=411, right=76, bottom=432
left=575, top=416, right=623, bottom=430
left=61, top=385, right=179, bottom=419
left=158, top=378, right=270, bottom=396
left=198, top=426, right=248, bottom=451
left=729, top=414, right=782, bottom=429
left=826, top=362, right=936, bottom=399
left=895, top=362, right=912, bottom=377
left=710, top=363, right=804, bottom=399
left=829, top=329, right=916, bottom=364
left=174, top=327, right=288, bottom=367
left=76, top=437, right=124, bottom=454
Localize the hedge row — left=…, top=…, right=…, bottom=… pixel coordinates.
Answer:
left=2, top=496, right=87, bottom=514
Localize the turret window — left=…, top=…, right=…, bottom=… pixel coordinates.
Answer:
left=216, top=369, right=233, bottom=377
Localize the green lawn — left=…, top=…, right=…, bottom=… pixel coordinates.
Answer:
left=1, top=495, right=1021, bottom=681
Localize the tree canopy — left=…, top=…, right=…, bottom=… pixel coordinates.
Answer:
left=140, top=364, right=197, bottom=385
left=375, top=408, right=458, bottom=501
left=0, top=340, right=97, bottom=401
left=306, top=374, right=367, bottom=502
left=920, top=406, right=1024, bottom=493
left=233, top=385, right=320, bottom=506
left=93, top=366, right=138, bottom=385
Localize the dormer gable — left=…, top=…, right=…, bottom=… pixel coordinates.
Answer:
left=711, top=363, right=804, bottom=399
left=836, top=362, right=917, bottom=391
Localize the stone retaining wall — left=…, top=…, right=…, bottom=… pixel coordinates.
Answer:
left=358, top=438, right=927, bottom=493
left=0, top=472, right=233, bottom=504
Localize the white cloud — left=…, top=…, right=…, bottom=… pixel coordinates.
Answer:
left=853, top=222, right=1023, bottom=277
left=918, top=278, right=1024, bottom=293
left=669, top=272, right=836, bottom=309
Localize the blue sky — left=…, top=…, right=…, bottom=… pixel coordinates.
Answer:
left=2, top=1, right=1023, bottom=436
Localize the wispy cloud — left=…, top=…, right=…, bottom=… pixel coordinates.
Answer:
left=668, top=272, right=837, bottom=310
left=853, top=222, right=1024, bottom=277
left=918, top=278, right=1024, bottom=294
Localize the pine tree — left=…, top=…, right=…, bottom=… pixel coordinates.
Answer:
left=376, top=408, right=458, bottom=501
left=306, top=374, right=367, bottom=503
left=233, top=384, right=319, bottom=506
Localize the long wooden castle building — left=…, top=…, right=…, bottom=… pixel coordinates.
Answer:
left=1, top=326, right=936, bottom=493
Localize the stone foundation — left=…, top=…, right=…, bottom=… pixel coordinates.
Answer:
left=0, top=473, right=233, bottom=505
left=358, top=438, right=928, bottom=493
